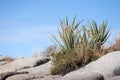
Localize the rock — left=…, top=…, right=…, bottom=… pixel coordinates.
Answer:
left=37, top=57, right=50, bottom=65
left=0, top=71, right=28, bottom=80
left=0, top=57, right=50, bottom=73
left=61, top=51, right=120, bottom=80
left=6, top=61, right=62, bottom=80
left=61, top=71, right=104, bottom=80
left=32, top=75, right=62, bottom=80
left=106, top=76, right=120, bottom=80
left=0, top=56, right=13, bottom=66
left=2, top=51, right=120, bottom=80
left=6, top=74, right=62, bottom=80
left=6, top=74, right=30, bottom=80
left=0, top=61, right=8, bottom=66
left=0, top=56, right=14, bottom=62
left=0, top=56, right=7, bottom=61
left=17, top=61, right=52, bottom=75
left=81, top=51, right=120, bottom=79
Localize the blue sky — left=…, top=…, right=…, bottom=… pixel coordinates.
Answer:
left=0, top=0, right=120, bottom=58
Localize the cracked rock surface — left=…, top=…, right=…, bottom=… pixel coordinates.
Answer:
left=1, top=51, right=120, bottom=80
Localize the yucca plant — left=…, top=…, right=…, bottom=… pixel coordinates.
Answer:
left=80, top=26, right=90, bottom=50
left=50, top=18, right=110, bottom=75
left=86, top=21, right=110, bottom=51
left=50, top=17, right=82, bottom=50
left=50, top=17, right=82, bottom=75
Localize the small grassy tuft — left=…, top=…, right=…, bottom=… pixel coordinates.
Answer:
left=107, top=37, right=120, bottom=52
left=3, top=56, right=14, bottom=62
